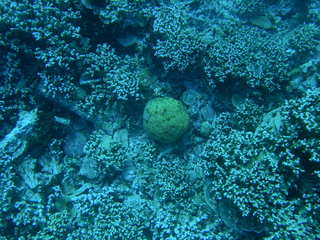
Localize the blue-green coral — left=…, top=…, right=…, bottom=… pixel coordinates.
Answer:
left=202, top=89, right=320, bottom=239
left=0, top=0, right=320, bottom=239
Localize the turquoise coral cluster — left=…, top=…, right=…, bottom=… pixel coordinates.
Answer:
left=0, top=0, right=319, bottom=239
left=202, top=89, right=320, bottom=239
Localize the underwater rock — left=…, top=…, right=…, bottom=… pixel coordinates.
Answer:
left=199, top=121, right=213, bottom=137
left=113, top=129, right=129, bottom=147
left=79, top=156, right=99, bottom=180
left=0, top=109, right=38, bottom=161
left=64, top=131, right=88, bottom=157
left=249, top=15, right=273, bottom=29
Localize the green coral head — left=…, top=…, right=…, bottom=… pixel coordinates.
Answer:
left=143, top=97, right=190, bottom=144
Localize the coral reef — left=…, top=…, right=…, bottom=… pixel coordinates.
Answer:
left=202, top=89, right=320, bottom=239
left=0, top=0, right=319, bottom=239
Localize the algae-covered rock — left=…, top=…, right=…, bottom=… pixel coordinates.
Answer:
left=143, top=97, right=190, bottom=143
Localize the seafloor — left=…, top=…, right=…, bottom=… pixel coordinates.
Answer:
left=0, top=0, right=320, bottom=239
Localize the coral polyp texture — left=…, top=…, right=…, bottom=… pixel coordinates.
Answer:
left=143, top=97, right=190, bottom=143
left=0, top=0, right=320, bottom=239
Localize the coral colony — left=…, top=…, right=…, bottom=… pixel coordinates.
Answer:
left=0, top=0, right=319, bottom=239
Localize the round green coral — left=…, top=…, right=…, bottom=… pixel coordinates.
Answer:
left=143, top=97, right=190, bottom=143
